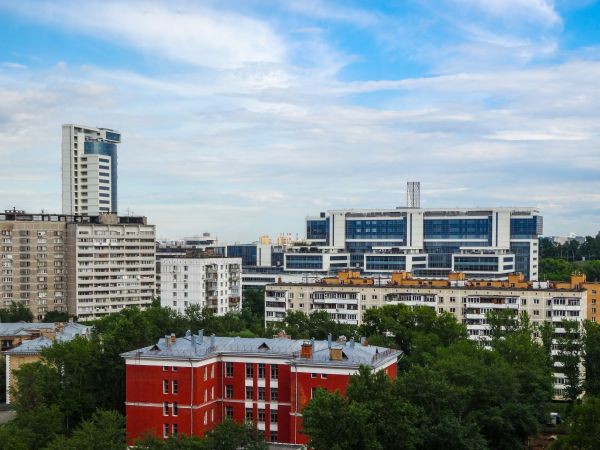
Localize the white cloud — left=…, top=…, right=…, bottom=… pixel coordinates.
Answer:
left=451, top=0, right=561, bottom=26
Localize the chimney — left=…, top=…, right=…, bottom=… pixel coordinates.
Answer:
left=191, top=334, right=197, bottom=350
left=329, top=347, right=343, bottom=361
left=210, top=334, right=215, bottom=348
left=360, top=336, right=368, bottom=347
left=170, top=333, right=177, bottom=345
left=198, top=329, right=204, bottom=344
left=349, top=338, right=355, bottom=349
left=165, top=335, right=171, bottom=347
left=300, top=341, right=314, bottom=359
left=327, top=333, right=332, bottom=349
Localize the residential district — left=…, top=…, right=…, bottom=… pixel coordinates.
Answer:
left=1, top=125, right=599, bottom=449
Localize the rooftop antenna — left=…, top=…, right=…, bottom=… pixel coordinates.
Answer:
left=407, top=181, right=420, bottom=208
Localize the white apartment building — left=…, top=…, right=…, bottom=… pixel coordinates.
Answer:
left=66, top=214, right=156, bottom=320
left=62, top=124, right=121, bottom=216
left=160, top=258, right=242, bottom=315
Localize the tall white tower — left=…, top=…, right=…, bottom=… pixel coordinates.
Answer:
left=62, top=124, right=121, bottom=215
left=407, top=181, right=420, bottom=208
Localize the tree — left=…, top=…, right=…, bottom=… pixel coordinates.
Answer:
left=0, top=301, right=33, bottom=322
left=45, top=410, right=125, bottom=450
left=42, top=311, right=70, bottom=323
left=583, top=320, right=600, bottom=396
left=554, top=321, right=583, bottom=402
left=551, top=396, right=600, bottom=450
left=0, top=424, right=28, bottom=450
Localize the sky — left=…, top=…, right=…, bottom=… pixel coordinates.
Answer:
left=1, top=0, right=600, bottom=241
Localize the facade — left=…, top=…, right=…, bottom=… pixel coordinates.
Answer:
left=2, top=322, right=90, bottom=403
left=122, top=333, right=399, bottom=445
left=284, top=247, right=350, bottom=273
left=305, top=207, right=542, bottom=280
left=66, top=214, right=155, bottom=320
left=226, top=244, right=273, bottom=268
left=586, top=282, right=600, bottom=323
left=62, top=124, right=121, bottom=216
left=160, top=258, right=242, bottom=315
left=0, top=210, right=69, bottom=320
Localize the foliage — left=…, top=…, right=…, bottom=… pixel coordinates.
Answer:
left=0, top=301, right=33, bottom=322
left=554, top=321, right=583, bottom=402
left=540, top=236, right=600, bottom=263
left=539, top=257, right=600, bottom=282
left=583, top=320, right=600, bottom=396
left=44, top=410, right=126, bottom=450
left=42, top=310, right=70, bottom=323
left=550, top=396, right=600, bottom=450
left=265, top=309, right=357, bottom=340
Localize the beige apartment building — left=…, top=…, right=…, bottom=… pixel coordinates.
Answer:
left=0, top=210, right=155, bottom=321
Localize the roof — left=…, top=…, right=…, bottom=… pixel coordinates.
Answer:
left=121, top=334, right=401, bottom=370
left=2, top=322, right=91, bottom=355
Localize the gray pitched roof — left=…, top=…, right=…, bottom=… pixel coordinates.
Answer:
left=2, top=322, right=91, bottom=355
left=121, top=334, right=401, bottom=369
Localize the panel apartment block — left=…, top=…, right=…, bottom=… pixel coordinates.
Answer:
left=160, top=258, right=242, bottom=315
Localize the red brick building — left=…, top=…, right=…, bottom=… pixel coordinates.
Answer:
left=122, top=332, right=400, bottom=445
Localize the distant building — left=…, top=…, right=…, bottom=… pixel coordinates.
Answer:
left=62, top=124, right=121, bottom=215
left=226, top=243, right=273, bottom=268
left=259, top=235, right=272, bottom=245
left=122, top=332, right=399, bottom=445
left=2, top=322, right=90, bottom=403
left=160, top=258, right=242, bottom=315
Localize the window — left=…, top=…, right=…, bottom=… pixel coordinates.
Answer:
left=311, top=373, right=317, bottom=379
left=163, top=424, right=169, bottom=438
left=311, top=387, right=318, bottom=399
left=173, top=402, right=178, bottom=416
left=163, top=402, right=169, bottom=416
left=226, top=406, right=234, bottom=419
left=270, top=365, right=278, bottom=379
left=172, top=366, right=178, bottom=372
left=226, top=385, right=234, bottom=399
left=172, top=380, right=178, bottom=394
left=226, top=362, right=234, bottom=377
left=204, top=367, right=208, bottom=381
left=246, top=387, right=253, bottom=400
left=258, top=363, right=266, bottom=379
left=172, top=424, right=178, bottom=436
left=321, top=373, right=328, bottom=379
left=246, top=363, right=253, bottom=378
left=270, top=410, right=278, bottom=423
left=163, top=366, right=169, bottom=372
left=270, top=432, right=277, bottom=443
left=211, top=365, right=215, bottom=379
left=270, top=388, right=278, bottom=401
left=258, top=409, right=266, bottom=422
left=204, top=411, right=208, bottom=425
left=258, top=387, right=266, bottom=401
left=163, top=380, right=169, bottom=394
left=204, top=389, right=208, bottom=402
left=211, top=386, right=214, bottom=400
left=245, top=408, right=253, bottom=421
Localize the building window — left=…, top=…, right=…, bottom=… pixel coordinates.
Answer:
left=163, top=366, right=169, bottom=372
left=258, top=387, right=266, bottom=401
left=245, top=408, right=253, bottom=421
left=226, top=385, right=234, bottom=399
left=311, top=387, right=318, bottom=399
left=173, top=402, right=178, bottom=416
left=246, top=363, right=253, bottom=378
left=270, top=432, right=278, bottom=443
left=163, top=402, right=169, bottom=416
left=226, top=406, right=234, bottom=419
left=172, top=380, right=178, bottom=394
left=311, top=373, right=317, bottom=378
left=163, top=424, right=169, bottom=438
left=258, top=409, right=266, bottom=423
left=204, top=411, right=208, bottom=425
left=246, top=387, right=253, bottom=400
left=258, top=363, right=266, bottom=379
left=321, top=373, right=328, bottom=379
left=204, top=367, right=208, bottom=381
left=172, top=424, right=178, bottom=436
left=163, top=380, right=169, bottom=394
left=211, top=365, right=215, bottom=379
left=225, top=362, right=233, bottom=377
left=172, top=366, right=178, bottom=372
left=270, top=387, right=278, bottom=401
left=270, top=410, right=278, bottom=423
left=270, top=365, right=278, bottom=380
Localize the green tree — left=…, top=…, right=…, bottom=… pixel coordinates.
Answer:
left=13, top=405, right=65, bottom=449
left=539, top=259, right=572, bottom=281
left=0, top=301, right=34, bottom=322
left=551, top=396, right=600, bottom=450
left=42, top=311, right=70, bottom=323
left=554, top=321, right=583, bottom=402
left=0, top=424, right=28, bottom=450
left=583, top=320, right=600, bottom=396
left=44, top=410, right=125, bottom=450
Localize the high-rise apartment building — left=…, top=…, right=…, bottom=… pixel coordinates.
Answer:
left=62, top=124, right=121, bottom=216
left=304, top=207, right=543, bottom=280
left=160, top=258, right=242, bottom=315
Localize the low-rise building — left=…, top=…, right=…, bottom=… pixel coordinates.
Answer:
left=2, top=322, right=90, bottom=403
left=160, top=258, right=242, bottom=315
left=121, top=332, right=399, bottom=445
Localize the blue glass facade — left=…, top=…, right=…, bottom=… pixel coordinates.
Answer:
left=346, top=241, right=405, bottom=267
left=307, top=219, right=329, bottom=241
left=424, top=218, right=492, bottom=241
left=424, top=241, right=482, bottom=268
left=510, top=216, right=543, bottom=239
left=345, top=219, right=406, bottom=240
left=227, top=245, right=258, bottom=266
left=511, top=242, right=532, bottom=279
left=286, top=254, right=323, bottom=270
left=454, top=256, right=500, bottom=272
left=84, top=140, right=117, bottom=212
left=365, top=255, right=406, bottom=271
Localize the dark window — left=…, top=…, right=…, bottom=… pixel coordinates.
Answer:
left=246, top=387, right=253, bottom=400
left=258, top=409, right=266, bottom=422
left=270, top=410, right=278, bottom=423
left=270, top=388, right=278, bottom=401
left=258, top=363, right=265, bottom=379
left=245, top=408, right=253, bottom=421
left=226, top=406, right=234, bottom=419
left=163, top=380, right=168, bottom=394
left=246, top=363, right=253, bottom=378
left=225, top=362, right=234, bottom=377
left=173, top=402, right=178, bottom=416
left=270, top=365, right=278, bottom=379
left=258, top=387, right=266, bottom=401
left=172, top=380, right=178, bottom=394
left=226, top=385, right=234, bottom=399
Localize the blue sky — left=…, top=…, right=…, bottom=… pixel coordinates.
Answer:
left=1, top=0, right=600, bottom=241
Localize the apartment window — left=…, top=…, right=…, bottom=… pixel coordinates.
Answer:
left=270, top=365, right=278, bottom=380
left=163, top=424, right=169, bottom=438
left=450, top=307, right=456, bottom=313
left=450, top=297, right=456, bottom=303
left=270, top=432, right=278, bottom=443
left=593, top=299, right=597, bottom=305
left=270, top=388, right=278, bottom=401
left=258, top=363, right=266, bottom=379
left=163, top=380, right=169, bottom=394
left=172, top=380, right=178, bottom=394
left=225, top=362, right=234, bottom=377
left=226, top=406, right=234, bottom=419
left=534, top=310, right=540, bottom=316
left=321, top=373, right=328, bottom=379
left=226, top=385, right=234, bottom=399
left=245, top=408, right=253, bottom=421
left=521, top=299, right=527, bottom=305
left=258, top=409, right=266, bottom=422
left=163, top=402, right=169, bottom=416
left=246, top=363, right=253, bottom=378
left=593, top=308, right=597, bottom=314
left=270, top=410, right=278, bottom=423
left=299, top=303, right=304, bottom=308
left=172, top=424, right=178, bottom=436
left=173, top=402, right=178, bottom=416
left=534, top=299, right=540, bottom=305
left=311, top=373, right=317, bottom=379
left=258, top=387, right=266, bottom=401
left=246, top=387, right=253, bottom=400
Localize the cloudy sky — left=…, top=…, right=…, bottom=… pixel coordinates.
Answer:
left=1, top=0, right=599, bottom=241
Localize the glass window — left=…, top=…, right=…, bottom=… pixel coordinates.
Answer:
left=172, top=380, right=178, bottom=394
left=226, top=406, right=234, bottom=419
left=258, top=387, right=266, bottom=401
left=245, top=408, right=253, bottom=421
left=270, top=365, right=278, bottom=380
left=246, top=363, right=253, bottom=378
left=246, top=387, right=253, bottom=400
left=270, top=410, right=278, bottom=423
left=226, top=385, right=234, bottom=399
left=258, top=363, right=266, bottom=379
left=270, top=388, right=278, bottom=401
left=225, top=362, right=234, bottom=377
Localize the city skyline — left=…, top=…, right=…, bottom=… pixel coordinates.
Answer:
left=1, top=1, right=600, bottom=241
